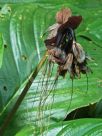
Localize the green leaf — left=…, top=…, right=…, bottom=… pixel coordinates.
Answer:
left=0, top=4, right=46, bottom=113
left=46, top=119, right=102, bottom=136
left=15, top=119, right=102, bottom=136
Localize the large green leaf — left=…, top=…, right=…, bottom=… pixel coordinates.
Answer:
left=15, top=118, right=102, bottom=136
left=44, top=118, right=102, bottom=136
left=0, top=3, right=46, bottom=112
left=0, top=0, right=102, bottom=135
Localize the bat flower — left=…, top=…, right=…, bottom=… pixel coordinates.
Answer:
left=44, top=8, right=91, bottom=79
left=44, top=8, right=82, bottom=50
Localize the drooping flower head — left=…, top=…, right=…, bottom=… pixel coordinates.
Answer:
left=44, top=8, right=91, bottom=79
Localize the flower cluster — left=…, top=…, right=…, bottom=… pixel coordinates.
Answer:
left=44, top=8, right=91, bottom=79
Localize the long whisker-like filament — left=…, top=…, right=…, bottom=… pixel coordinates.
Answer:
left=37, top=59, right=59, bottom=134
left=86, top=73, right=89, bottom=93
left=64, top=78, right=73, bottom=120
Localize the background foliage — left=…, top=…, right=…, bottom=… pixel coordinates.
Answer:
left=0, top=0, right=102, bottom=135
